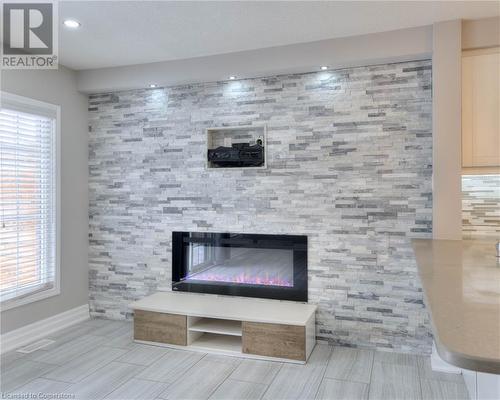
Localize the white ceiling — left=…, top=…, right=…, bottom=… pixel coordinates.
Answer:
left=59, top=1, right=500, bottom=70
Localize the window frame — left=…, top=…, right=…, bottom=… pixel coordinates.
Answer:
left=0, top=91, right=61, bottom=311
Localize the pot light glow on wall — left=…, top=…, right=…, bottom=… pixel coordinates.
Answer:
left=63, top=19, right=81, bottom=28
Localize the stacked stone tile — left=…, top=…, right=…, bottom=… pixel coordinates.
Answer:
left=88, top=60, right=433, bottom=354
left=462, top=174, right=500, bottom=238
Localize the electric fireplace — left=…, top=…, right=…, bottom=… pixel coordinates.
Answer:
left=172, top=232, right=307, bottom=302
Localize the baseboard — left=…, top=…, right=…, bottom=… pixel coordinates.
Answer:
left=0, top=304, right=90, bottom=354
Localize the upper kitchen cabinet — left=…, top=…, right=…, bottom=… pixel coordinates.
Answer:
left=462, top=47, right=500, bottom=170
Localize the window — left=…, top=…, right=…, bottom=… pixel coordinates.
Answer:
left=0, top=92, right=60, bottom=310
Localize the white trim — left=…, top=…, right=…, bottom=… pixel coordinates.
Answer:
left=55, top=104, right=62, bottom=304
left=431, top=342, right=462, bottom=374
left=1, top=286, right=61, bottom=312
left=0, top=304, right=89, bottom=354
left=0, top=92, right=59, bottom=119
left=0, top=91, right=61, bottom=311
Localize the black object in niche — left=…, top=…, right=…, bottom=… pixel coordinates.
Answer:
left=207, top=142, right=264, bottom=167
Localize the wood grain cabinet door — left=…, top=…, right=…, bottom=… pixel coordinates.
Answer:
left=242, top=321, right=306, bottom=361
left=134, top=310, right=187, bottom=345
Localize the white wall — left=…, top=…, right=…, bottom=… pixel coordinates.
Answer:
left=0, top=66, right=89, bottom=334
left=77, top=25, right=433, bottom=93
left=432, top=20, right=463, bottom=240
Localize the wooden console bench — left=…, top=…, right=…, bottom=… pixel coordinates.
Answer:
left=131, top=292, right=317, bottom=363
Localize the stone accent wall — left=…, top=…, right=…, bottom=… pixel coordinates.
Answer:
left=88, top=60, right=433, bottom=354
left=462, top=174, right=500, bottom=238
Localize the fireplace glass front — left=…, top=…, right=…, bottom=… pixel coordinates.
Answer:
left=172, top=232, right=307, bottom=302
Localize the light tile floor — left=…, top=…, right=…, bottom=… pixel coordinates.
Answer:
left=0, top=319, right=469, bottom=400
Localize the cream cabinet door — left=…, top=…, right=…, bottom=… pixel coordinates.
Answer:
left=462, top=48, right=500, bottom=167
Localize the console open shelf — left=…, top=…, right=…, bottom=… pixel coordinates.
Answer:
left=190, top=333, right=242, bottom=354
left=189, top=317, right=242, bottom=336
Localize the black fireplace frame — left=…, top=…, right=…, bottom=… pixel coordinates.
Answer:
left=172, top=231, right=308, bottom=302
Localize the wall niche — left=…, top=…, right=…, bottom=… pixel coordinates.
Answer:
left=206, top=125, right=267, bottom=169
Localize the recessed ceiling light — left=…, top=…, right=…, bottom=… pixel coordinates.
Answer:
left=149, top=84, right=157, bottom=88
left=63, top=19, right=81, bottom=29
left=320, top=66, right=329, bottom=71
left=229, top=76, right=236, bottom=80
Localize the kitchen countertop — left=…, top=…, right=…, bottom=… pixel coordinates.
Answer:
left=412, top=239, right=500, bottom=374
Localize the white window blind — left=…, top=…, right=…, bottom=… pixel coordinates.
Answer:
left=0, top=98, right=58, bottom=306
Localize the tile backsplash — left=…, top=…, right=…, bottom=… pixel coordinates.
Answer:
left=462, top=174, right=500, bottom=238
